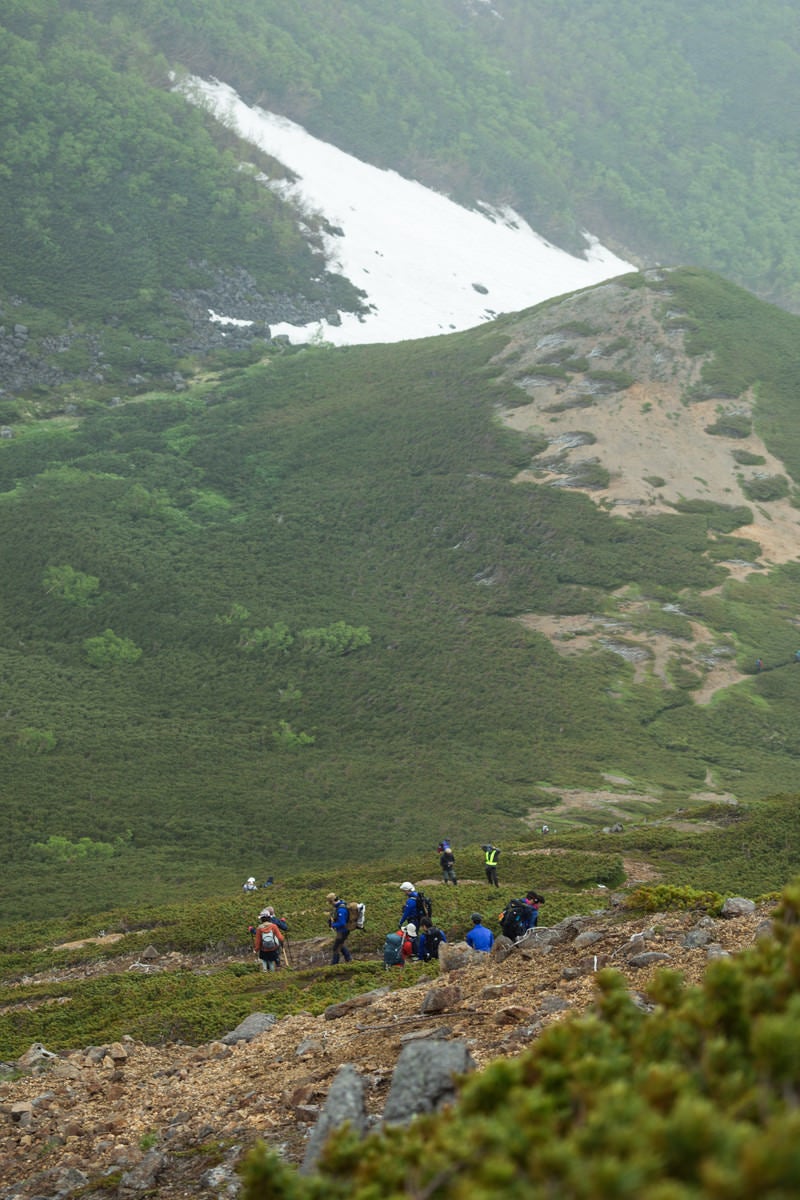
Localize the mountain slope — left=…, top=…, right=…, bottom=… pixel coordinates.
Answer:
left=3, top=0, right=800, bottom=402
left=3, top=268, right=800, bottom=920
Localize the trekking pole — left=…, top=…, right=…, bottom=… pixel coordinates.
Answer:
left=282, top=939, right=292, bottom=969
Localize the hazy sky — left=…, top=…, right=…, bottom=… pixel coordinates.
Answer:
left=186, top=77, right=633, bottom=346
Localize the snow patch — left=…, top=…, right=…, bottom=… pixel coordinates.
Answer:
left=181, top=76, right=634, bottom=347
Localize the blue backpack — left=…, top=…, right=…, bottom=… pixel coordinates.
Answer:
left=383, top=931, right=405, bottom=966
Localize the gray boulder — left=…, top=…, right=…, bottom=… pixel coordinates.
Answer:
left=438, top=941, right=487, bottom=971
left=300, top=1063, right=366, bottom=1174
left=627, top=951, right=673, bottom=968
left=721, top=897, right=756, bottom=918
left=221, top=1012, right=277, bottom=1044
left=683, top=928, right=712, bottom=949
left=573, top=930, right=606, bottom=950
left=120, top=1150, right=165, bottom=1194
left=382, top=1039, right=476, bottom=1126
left=324, top=987, right=389, bottom=1020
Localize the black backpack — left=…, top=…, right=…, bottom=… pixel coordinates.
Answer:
left=499, top=898, right=530, bottom=941
left=414, top=892, right=433, bottom=924
left=422, top=927, right=444, bottom=961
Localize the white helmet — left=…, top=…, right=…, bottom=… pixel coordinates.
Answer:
left=400, top=881, right=414, bottom=892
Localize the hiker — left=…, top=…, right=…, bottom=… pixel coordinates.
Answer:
left=384, top=924, right=415, bottom=967
left=399, top=880, right=433, bottom=928
left=417, top=916, right=447, bottom=961
left=258, top=904, right=289, bottom=934
left=252, top=909, right=285, bottom=971
left=482, top=844, right=500, bottom=888
left=523, top=890, right=545, bottom=929
left=399, top=881, right=420, bottom=925
left=242, top=876, right=257, bottom=892
left=438, top=840, right=458, bottom=886
left=326, top=892, right=353, bottom=964
left=465, top=912, right=494, bottom=953
left=756, top=658, right=763, bottom=673
left=499, top=890, right=545, bottom=941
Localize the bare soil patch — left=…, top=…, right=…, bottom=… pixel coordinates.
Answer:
left=517, top=609, right=748, bottom=705
left=495, top=282, right=800, bottom=571
left=53, top=933, right=126, bottom=952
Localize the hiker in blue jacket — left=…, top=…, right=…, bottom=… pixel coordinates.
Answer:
left=326, top=891, right=353, bottom=965
left=465, top=912, right=494, bottom=953
left=399, top=881, right=419, bottom=925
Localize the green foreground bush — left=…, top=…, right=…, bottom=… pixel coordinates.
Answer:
left=242, top=883, right=800, bottom=1199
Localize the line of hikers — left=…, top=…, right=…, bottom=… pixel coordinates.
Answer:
left=248, top=841, right=544, bottom=970
left=438, top=840, right=502, bottom=888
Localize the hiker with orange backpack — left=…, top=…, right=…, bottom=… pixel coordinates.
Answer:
left=252, top=908, right=285, bottom=972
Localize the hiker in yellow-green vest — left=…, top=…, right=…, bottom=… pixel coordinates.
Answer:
left=482, top=843, right=500, bottom=888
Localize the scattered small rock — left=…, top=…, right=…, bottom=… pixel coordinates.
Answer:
left=627, top=951, right=673, bottom=968
left=420, top=984, right=461, bottom=1014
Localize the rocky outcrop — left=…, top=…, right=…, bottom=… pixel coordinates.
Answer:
left=0, top=900, right=774, bottom=1198
left=0, top=269, right=357, bottom=401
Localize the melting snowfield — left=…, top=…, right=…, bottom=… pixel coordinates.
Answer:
left=183, top=77, right=633, bottom=346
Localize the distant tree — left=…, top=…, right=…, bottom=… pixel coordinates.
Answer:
left=43, top=563, right=100, bottom=606
left=239, top=621, right=294, bottom=653
left=84, top=628, right=142, bottom=667
left=215, top=602, right=251, bottom=625
left=17, top=726, right=57, bottom=754
left=299, top=620, right=371, bottom=656
left=30, top=834, right=116, bottom=863
left=741, top=474, right=789, bottom=502
left=272, top=719, right=314, bottom=749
